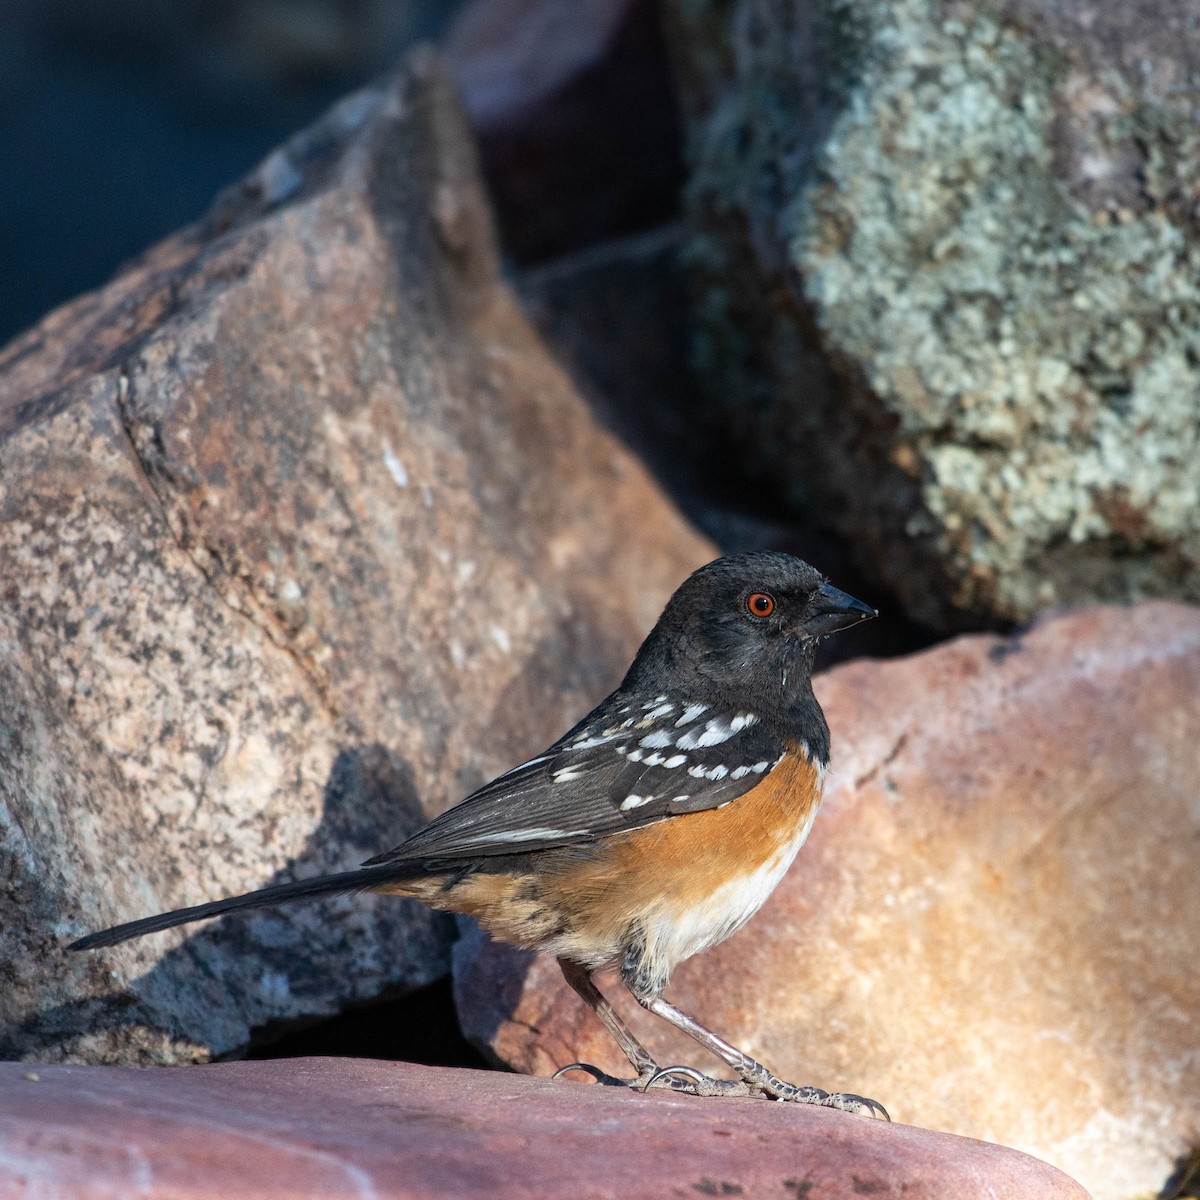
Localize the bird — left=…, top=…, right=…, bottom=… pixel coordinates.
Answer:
left=70, top=551, right=887, bottom=1118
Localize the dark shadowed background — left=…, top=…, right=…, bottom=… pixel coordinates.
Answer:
left=0, top=1, right=466, bottom=345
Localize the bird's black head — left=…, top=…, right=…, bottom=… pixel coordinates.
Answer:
left=622, top=552, right=876, bottom=742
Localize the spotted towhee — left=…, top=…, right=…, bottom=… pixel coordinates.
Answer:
left=71, top=552, right=887, bottom=1118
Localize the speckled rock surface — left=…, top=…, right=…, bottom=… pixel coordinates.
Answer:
left=456, top=604, right=1200, bottom=1200
left=0, top=53, right=711, bottom=1066
left=668, top=0, right=1200, bottom=629
left=0, top=1058, right=1092, bottom=1199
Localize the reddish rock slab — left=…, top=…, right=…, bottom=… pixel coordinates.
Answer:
left=456, top=604, right=1200, bottom=1200
left=0, top=1058, right=1090, bottom=1199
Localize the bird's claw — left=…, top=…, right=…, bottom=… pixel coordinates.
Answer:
left=819, top=1091, right=891, bottom=1121
left=782, top=1085, right=890, bottom=1121
left=746, top=1072, right=890, bottom=1119
left=551, top=1062, right=630, bottom=1087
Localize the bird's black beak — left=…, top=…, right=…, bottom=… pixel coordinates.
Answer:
left=802, top=581, right=877, bottom=637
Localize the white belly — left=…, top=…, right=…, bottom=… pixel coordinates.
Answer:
left=644, top=806, right=818, bottom=980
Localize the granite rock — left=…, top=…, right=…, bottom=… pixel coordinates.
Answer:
left=667, top=0, right=1200, bottom=629
left=0, top=52, right=710, bottom=1065
left=456, top=603, right=1200, bottom=1200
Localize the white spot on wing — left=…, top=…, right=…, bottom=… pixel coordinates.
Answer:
left=640, top=730, right=674, bottom=749
left=571, top=731, right=625, bottom=751
left=687, top=762, right=729, bottom=780
left=662, top=754, right=687, bottom=769
left=504, top=753, right=551, bottom=774
left=694, top=720, right=735, bottom=748
left=678, top=712, right=757, bottom=748
left=620, top=793, right=656, bottom=811
left=675, top=703, right=708, bottom=726
left=730, top=756, right=780, bottom=780
left=458, top=825, right=590, bottom=846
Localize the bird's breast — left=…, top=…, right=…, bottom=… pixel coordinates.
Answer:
left=536, top=745, right=827, bottom=980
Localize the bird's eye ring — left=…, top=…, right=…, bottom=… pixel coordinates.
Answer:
left=746, top=592, right=776, bottom=618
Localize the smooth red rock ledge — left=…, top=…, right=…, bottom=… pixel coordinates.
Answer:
left=0, top=1058, right=1089, bottom=1199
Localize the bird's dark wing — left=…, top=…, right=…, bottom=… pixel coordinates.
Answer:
left=364, top=693, right=788, bottom=864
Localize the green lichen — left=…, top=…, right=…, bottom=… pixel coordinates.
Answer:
left=678, top=0, right=1200, bottom=624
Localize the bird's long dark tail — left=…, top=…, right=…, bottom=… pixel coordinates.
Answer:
left=68, top=862, right=427, bottom=951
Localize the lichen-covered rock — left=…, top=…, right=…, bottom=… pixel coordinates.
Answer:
left=456, top=603, right=1200, bottom=1200
left=668, top=0, right=1200, bottom=629
left=0, top=53, right=711, bottom=1065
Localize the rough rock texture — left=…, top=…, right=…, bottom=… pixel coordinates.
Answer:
left=667, top=0, right=1200, bottom=630
left=456, top=604, right=1200, bottom=1200
left=444, top=0, right=684, bottom=261
left=0, top=53, right=711, bottom=1066
left=0, top=1058, right=1092, bottom=1199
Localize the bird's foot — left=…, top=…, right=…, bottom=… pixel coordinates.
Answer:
left=552, top=1059, right=885, bottom=1115
left=638, top=1065, right=751, bottom=1097
left=552, top=1061, right=748, bottom=1096
left=738, top=1063, right=890, bottom=1120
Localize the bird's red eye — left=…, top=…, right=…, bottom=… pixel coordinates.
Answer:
left=746, top=592, right=775, bottom=618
